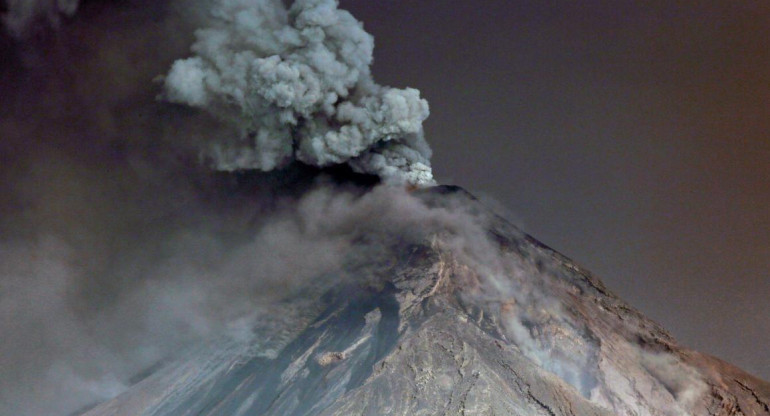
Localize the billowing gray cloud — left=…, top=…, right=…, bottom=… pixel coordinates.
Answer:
left=162, top=0, right=434, bottom=185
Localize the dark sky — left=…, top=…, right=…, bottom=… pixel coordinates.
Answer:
left=340, top=0, right=770, bottom=380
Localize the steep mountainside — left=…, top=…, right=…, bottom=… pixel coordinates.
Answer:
left=83, top=186, right=770, bottom=416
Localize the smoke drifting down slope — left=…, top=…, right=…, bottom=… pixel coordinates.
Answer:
left=83, top=186, right=770, bottom=416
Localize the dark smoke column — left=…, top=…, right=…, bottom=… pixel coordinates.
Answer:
left=162, top=0, right=435, bottom=186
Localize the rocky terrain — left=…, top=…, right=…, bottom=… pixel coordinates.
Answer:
left=82, top=186, right=770, bottom=416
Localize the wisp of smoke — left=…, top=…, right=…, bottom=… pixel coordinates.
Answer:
left=1, top=0, right=79, bottom=37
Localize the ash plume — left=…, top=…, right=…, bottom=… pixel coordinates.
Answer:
left=162, top=0, right=434, bottom=185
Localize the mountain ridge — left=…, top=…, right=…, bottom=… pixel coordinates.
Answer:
left=82, top=184, right=770, bottom=416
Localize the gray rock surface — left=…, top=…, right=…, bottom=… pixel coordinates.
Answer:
left=83, top=186, right=770, bottom=416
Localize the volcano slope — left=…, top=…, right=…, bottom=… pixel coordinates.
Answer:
left=83, top=185, right=770, bottom=416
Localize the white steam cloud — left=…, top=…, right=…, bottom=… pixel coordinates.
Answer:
left=1, top=0, right=79, bottom=37
left=162, top=0, right=434, bottom=185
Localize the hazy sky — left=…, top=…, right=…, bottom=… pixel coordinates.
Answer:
left=340, top=0, right=770, bottom=379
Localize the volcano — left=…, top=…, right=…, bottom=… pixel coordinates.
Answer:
left=81, top=185, right=770, bottom=416
left=2, top=2, right=768, bottom=415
